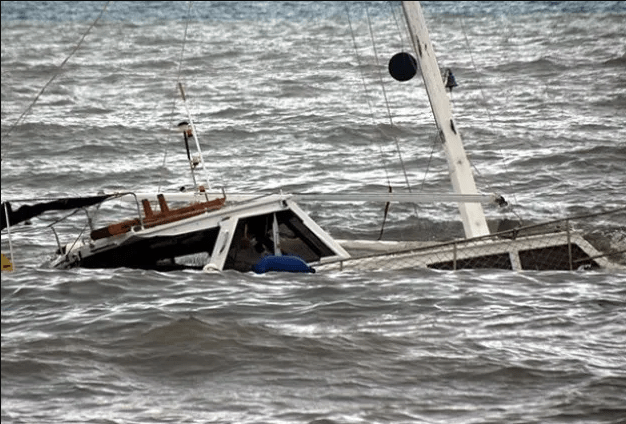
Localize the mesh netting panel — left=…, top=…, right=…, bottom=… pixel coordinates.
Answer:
left=319, top=207, right=626, bottom=272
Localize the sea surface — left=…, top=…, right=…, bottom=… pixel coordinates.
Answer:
left=2, top=1, right=626, bottom=423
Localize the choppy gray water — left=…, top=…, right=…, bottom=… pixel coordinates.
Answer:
left=2, top=2, right=626, bottom=423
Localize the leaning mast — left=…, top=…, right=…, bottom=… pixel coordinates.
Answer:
left=402, top=1, right=490, bottom=238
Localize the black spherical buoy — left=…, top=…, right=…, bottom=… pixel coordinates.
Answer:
left=388, top=52, right=417, bottom=82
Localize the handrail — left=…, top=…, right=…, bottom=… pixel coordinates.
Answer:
left=92, top=192, right=145, bottom=229
left=328, top=206, right=626, bottom=263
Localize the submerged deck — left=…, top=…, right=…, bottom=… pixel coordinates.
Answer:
left=320, top=208, right=626, bottom=272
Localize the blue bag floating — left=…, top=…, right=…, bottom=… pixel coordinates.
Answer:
left=252, top=255, right=315, bottom=274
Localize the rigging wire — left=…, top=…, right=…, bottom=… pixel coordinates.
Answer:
left=389, top=2, right=440, bottom=192
left=1, top=1, right=111, bottom=162
left=345, top=5, right=394, bottom=240
left=389, top=3, right=408, bottom=48
left=158, top=1, right=226, bottom=194
left=364, top=6, right=418, bottom=211
left=420, top=133, right=440, bottom=191
left=458, top=17, right=523, bottom=221
left=344, top=6, right=392, bottom=189
left=158, top=1, right=193, bottom=193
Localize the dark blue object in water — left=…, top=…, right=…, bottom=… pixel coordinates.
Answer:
left=252, top=255, right=315, bottom=274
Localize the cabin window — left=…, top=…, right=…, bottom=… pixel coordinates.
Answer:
left=428, top=252, right=513, bottom=270
left=224, top=210, right=335, bottom=272
left=519, top=244, right=598, bottom=270
left=81, top=227, right=220, bottom=271
left=149, top=227, right=220, bottom=270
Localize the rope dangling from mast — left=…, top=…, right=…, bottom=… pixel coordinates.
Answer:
left=345, top=5, right=392, bottom=186
left=346, top=5, right=396, bottom=240
left=377, top=184, right=393, bottom=241
left=365, top=7, right=415, bottom=200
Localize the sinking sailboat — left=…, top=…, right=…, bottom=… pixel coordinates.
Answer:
left=2, top=2, right=624, bottom=273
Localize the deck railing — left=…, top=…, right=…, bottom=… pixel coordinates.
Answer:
left=322, top=207, right=626, bottom=272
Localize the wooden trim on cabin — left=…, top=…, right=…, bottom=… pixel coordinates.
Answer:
left=90, top=196, right=226, bottom=240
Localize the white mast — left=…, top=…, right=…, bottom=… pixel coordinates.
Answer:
left=402, top=1, right=490, bottom=238
left=178, top=83, right=212, bottom=191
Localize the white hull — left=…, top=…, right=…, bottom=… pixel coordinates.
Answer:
left=50, top=192, right=624, bottom=273
left=52, top=194, right=350, bottom=272
left=4, top=2, right=624, bottom=275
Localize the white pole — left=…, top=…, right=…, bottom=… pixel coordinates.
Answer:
left=402, top=2, right=490, bottom=238
left=178, top=83, right=212, bottom=191
left=272, top=213, right=282, bottom=256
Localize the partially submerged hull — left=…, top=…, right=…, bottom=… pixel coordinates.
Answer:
left=50, top=193, right=624, bottom=273
left=51, top=194, right=350, bottom=273
left=323, top=208, right=625, bottom=272
left=4, top=3, right=623, bottom=275
left=325, top=227, right=623, bottom=272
